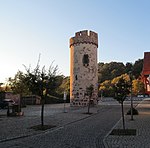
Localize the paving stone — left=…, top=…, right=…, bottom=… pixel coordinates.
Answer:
left=104, top=99, right=150, bottom=148
left=1, top=98, right=149, bottom=148
left=0, top=102, right=123, bottom=148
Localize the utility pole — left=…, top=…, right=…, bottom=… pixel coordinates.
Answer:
left=129, top=71, right=133, bottom=120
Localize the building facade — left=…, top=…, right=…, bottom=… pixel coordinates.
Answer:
left=142, top=52, right=150, bottom=95
left=70, top=30, right=98, bottom=106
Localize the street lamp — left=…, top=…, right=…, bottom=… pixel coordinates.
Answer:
left=129, top=71, right=133, bottom=120
left=63, top=91, right=67, bottom=113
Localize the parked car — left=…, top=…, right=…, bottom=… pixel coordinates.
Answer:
left=0, top=99, right=15, bottom=109
left=137, top=94, right=144, bottom=98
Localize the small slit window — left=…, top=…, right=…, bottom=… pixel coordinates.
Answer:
left=75, top=75, right=78, bottom=80
left=83, top=54, right=89, bottom=66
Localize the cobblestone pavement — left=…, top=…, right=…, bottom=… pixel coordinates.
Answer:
left=0, top=103, right=93, bottom=142
left=0, top=98, right=144, bottom=148
left=104, top=98, right=150, bottom=148
left=0, top=101, right=130, bottom=148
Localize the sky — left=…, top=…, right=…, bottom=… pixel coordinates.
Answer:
left=0, top=0, right=150, bottom=83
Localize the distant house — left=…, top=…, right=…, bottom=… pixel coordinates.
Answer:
left=0, top=92, right=41, bottom=106
left=0, top=91, right=20, bottom=104
left=22, top=95, right=41, bottom=105
left=5, top=92, right=20, bottom=105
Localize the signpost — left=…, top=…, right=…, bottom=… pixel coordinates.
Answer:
left=63, top=91, right=67, bottom=113
left=129, top=71, right=133, bottom=120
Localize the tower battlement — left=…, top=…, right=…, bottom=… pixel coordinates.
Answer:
left=70, top=30, right=98, bottom=48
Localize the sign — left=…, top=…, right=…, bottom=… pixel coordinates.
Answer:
left=63, top=91, right=67, bottom=101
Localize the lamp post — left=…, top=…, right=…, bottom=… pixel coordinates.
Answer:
left=129, top=71, right=133, bottom=120
left=101, top=90, right=103, bottom=101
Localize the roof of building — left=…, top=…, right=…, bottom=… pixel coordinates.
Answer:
left=142, top=52, right=150, bottom=75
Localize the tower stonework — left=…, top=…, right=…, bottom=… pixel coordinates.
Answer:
left=70, top=30, right=98, bottom=106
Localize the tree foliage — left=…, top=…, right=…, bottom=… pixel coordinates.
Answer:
left=8, top=71, right=31, bottom=96
left=112, top=77, right=130, bottom=103
left=132, top=79, right=145, bottom=95
left=98, top=59, right=143, bottom=97
left=98, top=59, right=143, bottom=83
left=56, top=76, right=70, bottom=99
left=99, top=74, right=131, bottom=97
left=99, top=80, right=113, bottom=97
left=132, top=59, right=143, bottom=79
left=98, top=62, right=126, bottom=83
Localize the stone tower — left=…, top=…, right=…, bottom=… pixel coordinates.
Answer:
left=70, top=30, right=98, bottom=106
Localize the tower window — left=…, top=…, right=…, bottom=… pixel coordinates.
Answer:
left=83, top=54, right=89, bottom=66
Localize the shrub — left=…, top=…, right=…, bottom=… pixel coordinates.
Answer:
left=126, top=108, right=139, bottom=115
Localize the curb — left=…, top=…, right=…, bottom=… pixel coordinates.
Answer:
left=103, top=100, right=144, bottom=147
left=103, top=117, right=122, bottom=148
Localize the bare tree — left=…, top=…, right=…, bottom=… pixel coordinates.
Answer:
left=24, top=56, right=59, bottom=126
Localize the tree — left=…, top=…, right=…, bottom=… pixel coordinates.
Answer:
left=132, top=79, right=145, bottom=96
left=99, top=74, right=130, bottom=97
left=7, top=71, right=31, bottom=112
left=24, top=59, right=59, bottom=126
left=112, top=77, right=130, bottom=130
left=132, top=59, right=143, bottom=79
left=98, top=62, right=125, bottom=83
left=0, top=83, right=3, bottom=91
left=8, top=71, right=31, bottom=95
left=125, top=62, right=133, bottom=74
left=99, top=80, right=113, bottom=97
left=56, top=76, right=70, bottom=100
left=98, top=59, right=143, bottom=84
left=86, top=84, right=94, bottom=114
